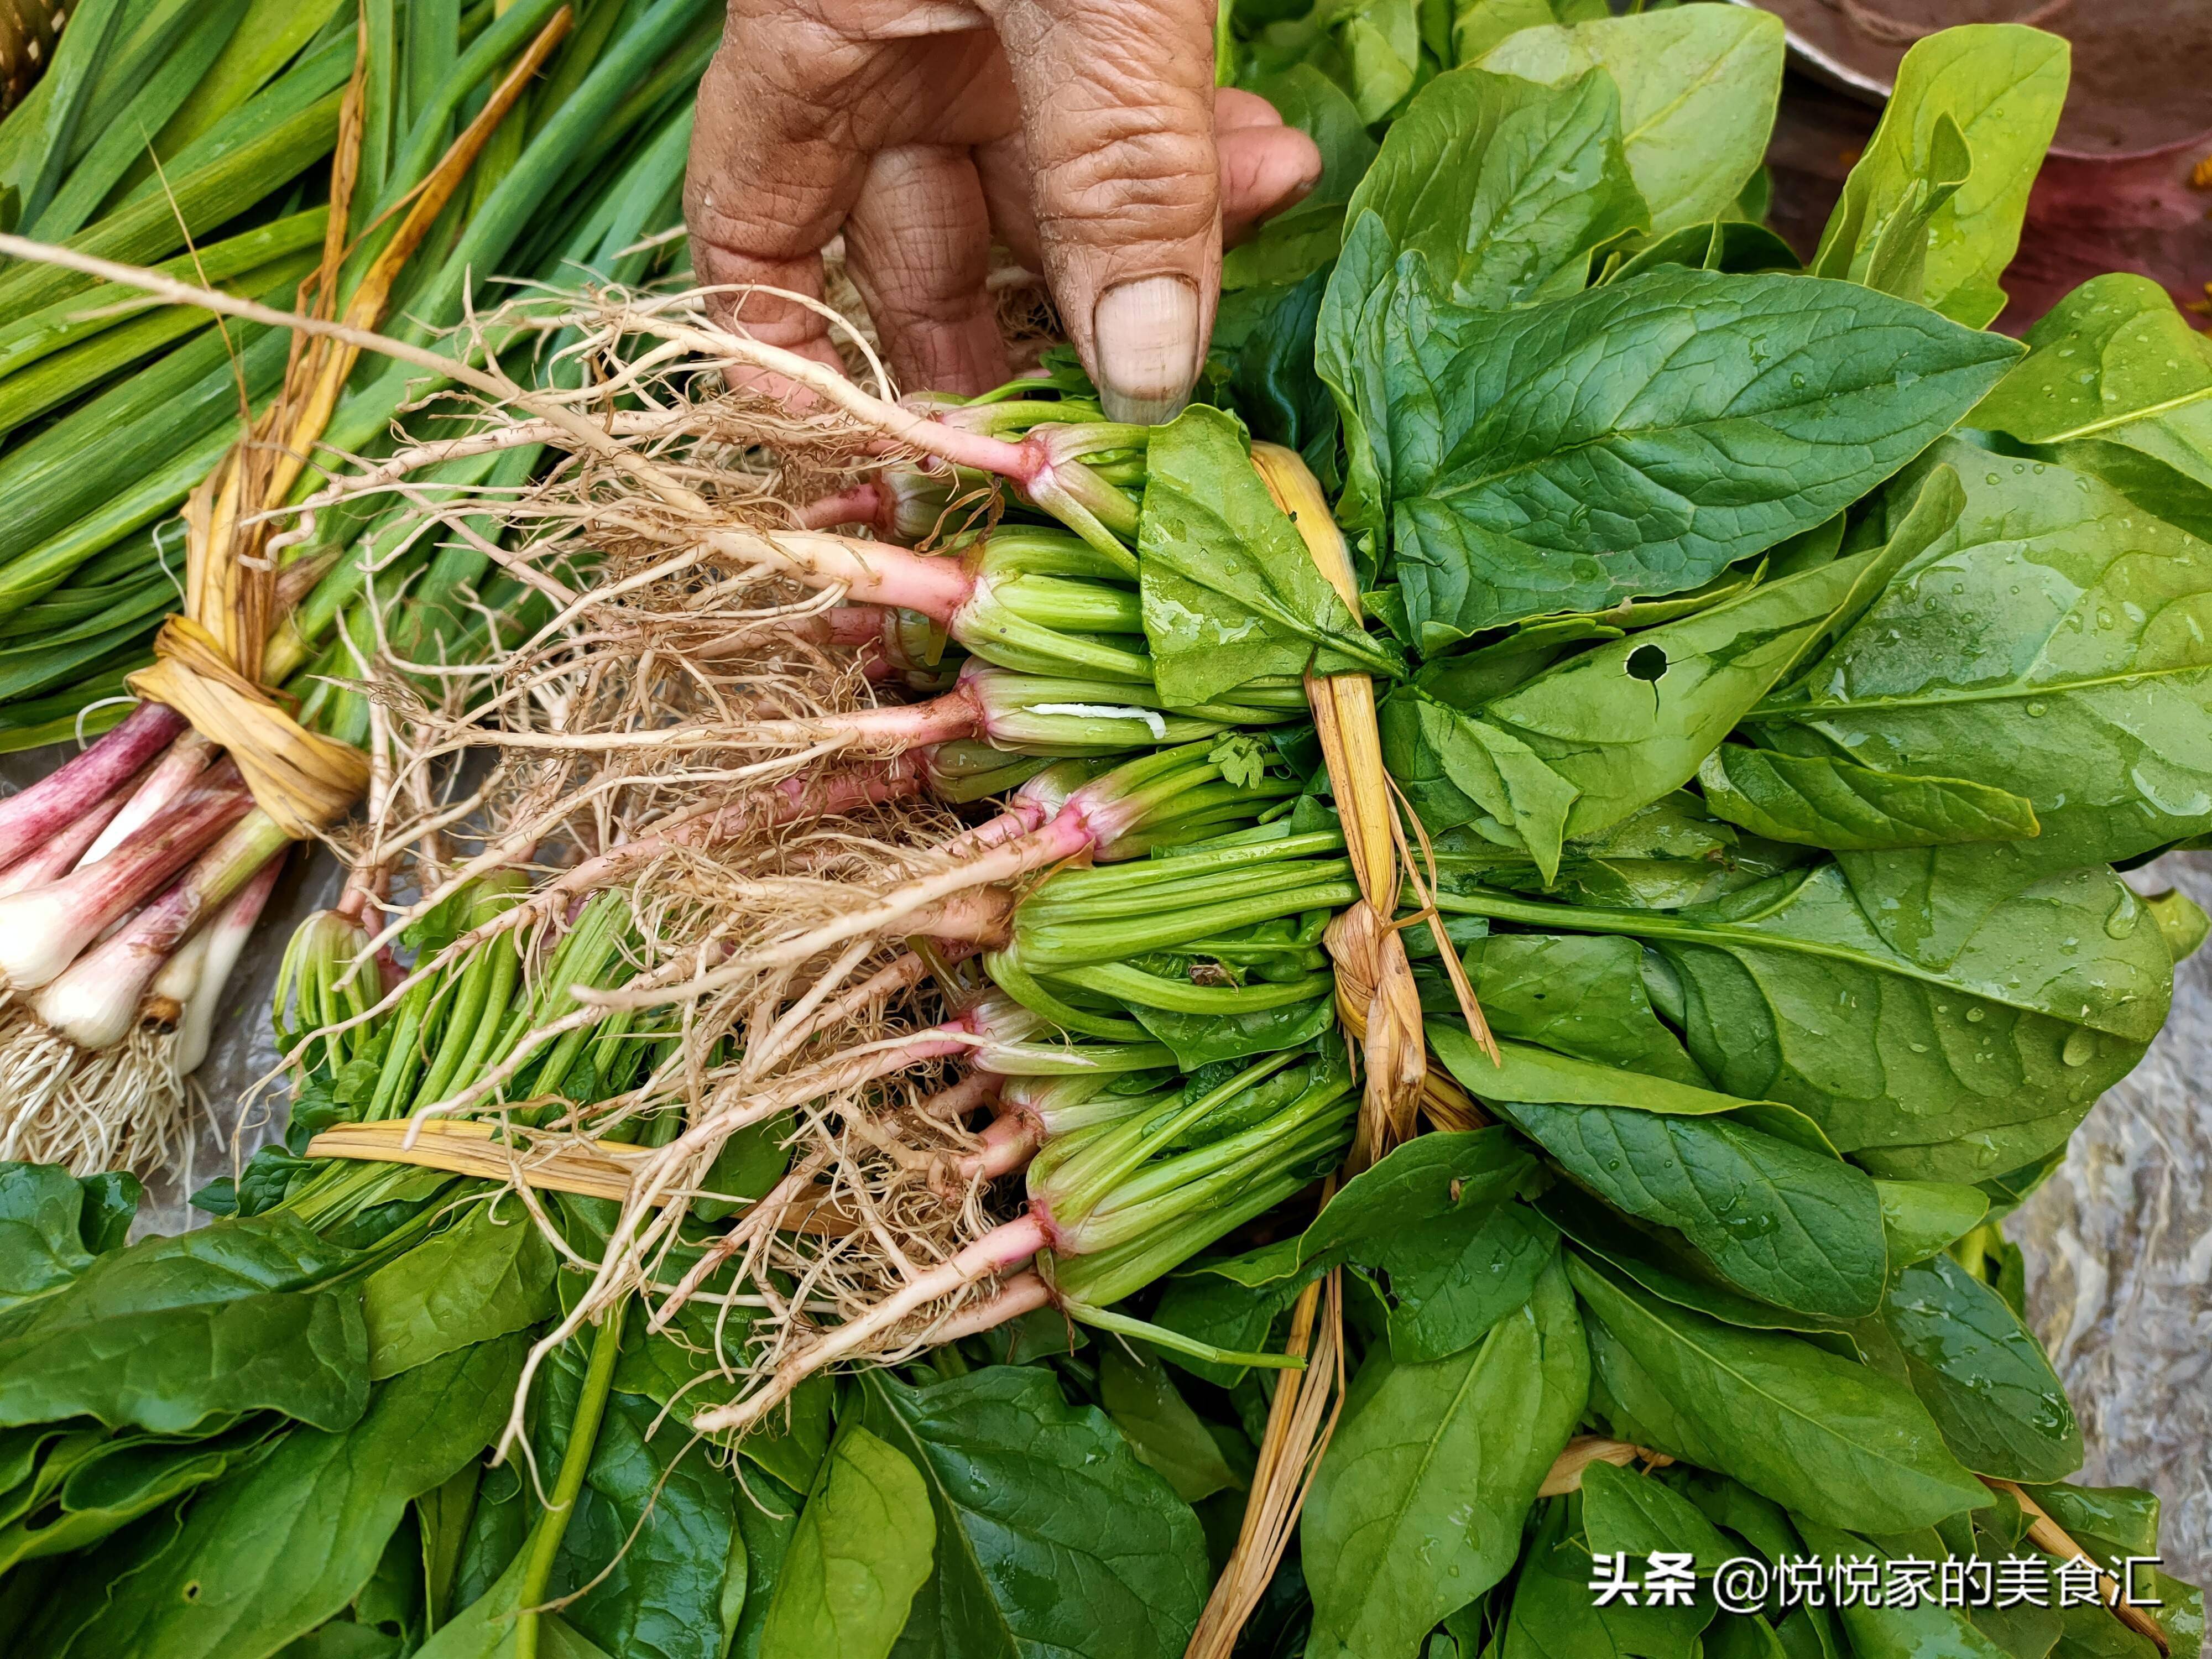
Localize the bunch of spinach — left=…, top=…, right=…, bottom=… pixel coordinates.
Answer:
left=4, top=5, right=2210, bottom=1657
left=1122, top=6, right=2211, bottom=1657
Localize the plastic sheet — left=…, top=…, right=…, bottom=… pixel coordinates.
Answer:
left=2015, top=851, right=2212, bottom=1585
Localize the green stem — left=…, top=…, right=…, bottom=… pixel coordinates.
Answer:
left=515, top=1301, right=627, bottom=1659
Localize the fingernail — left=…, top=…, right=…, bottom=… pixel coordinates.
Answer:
left=1092, top=275, right=1200, bottom=426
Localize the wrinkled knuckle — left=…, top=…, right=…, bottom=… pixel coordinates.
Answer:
left=1030, top=109, right=1215, bottom=241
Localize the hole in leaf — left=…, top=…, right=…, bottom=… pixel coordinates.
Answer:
left=182, top=1582, right=201, bottom=1602
left=1626, top=643, right=1668, bottom=682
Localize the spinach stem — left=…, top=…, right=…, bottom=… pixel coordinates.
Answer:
left=515, top=1299, right=627, bottom=1659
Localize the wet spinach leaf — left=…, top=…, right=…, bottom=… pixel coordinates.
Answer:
left=1970, top=272, right=2212, bottom=544
left=0, top=1212, right=368, bottom=1435
left=1809, top=25, right=2068, bottom=327
left=1324, top=262, right=2017, bottom=645
left=858, top=1365, right=1209, bottom=1659
left=1478, top=2, right=1784, bottom=234
left=1484, top=1089, right=1888, bottom=1319
left=1568, top=1255, right=1989, bottom=1532
left=1884, top=1250, right=2081, bottom=1484
left=759, top=1425, right=933, bottom=1659
left=1303, top=1258, right=1588, bottom=1659
left=1755, top=440, right=2212, bottom=876
left=1139, top=404, right=1401, bottom=706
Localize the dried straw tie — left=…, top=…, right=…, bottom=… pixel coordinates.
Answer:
left=125, top=7, right=575, bottom=840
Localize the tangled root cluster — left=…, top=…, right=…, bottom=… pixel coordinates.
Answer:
left=282, top=284, right=1057, bottom=1447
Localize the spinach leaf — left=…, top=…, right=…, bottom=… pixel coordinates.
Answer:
left=1580, top=1460, right=1739, bottom=1575
left=1223, top=63, right=1375, bottom=291
left=1451, top=0, right=1608, bottom=66
left=1334, top=62, right=1645, bottom=310
left=361, top=1202, right=555, bottom=1380
left=1536, top=1183, right=1853, bottom=1334
left=1098, top=1342, right=1244, bottom=1504
left=1501, top=1494, right=1711, bottom=1659
left=1147, top=1238, right=1317, bottom=1389
left=1478, top=3, right=1785, bottom=234
left=1303, top=1257, right=1588, bottom=1659
left=1567, top=1255, right=1989, bottom=1532
left=1215, top=270, right=1340, bottom=487
left=1441, top=931, right=1707, bottom=1084
left=1751, top=441, right=2212, bottom=874
left=609, top=1258, right=831, bottom=1496
left=1138, top=404, right=1401, bottom=706
left=0, top=1213, right=369, bottom=1435
left=1479, top=1088, right=1888, bottom=1319
left=1699, top=744, right=2041, bottom=852
left=1876, top=1181, right=1989, bottom=1267
left=1154, top=1131, right=1559, bottom=1370
left=1603, top=218, right=1803, bottom=285
left=1385, top=502, right=1948, bottom=875
left=1441, top=1032, right=1741, bottom=1117
left=759, top=1425, right=933, bottom=1659
left=0, top=1164, right=112, bottom=1315
left=1437, top=859, right=2171, bottom=1181
left=1813, top=112, right=1971, bottom=309
left=51, top=1337, right=524, bottom=1659
left=1809, top=25, right=2069, bottom=327
left=550, top=1386, right=742, bottom=1659
left=1969, top=272, right=2212, bottom=542
left=1884, top=1250, right=2080, bottom=1484
left=1332, top=265, right=2017, bottom=645
left=0, top=1418, right=275, bottom=1573
left=411, top=1546, right=614, bottom=1659
left=1303, top=1128, right=1560, bottom=1361
left=1791, top=1518, right=2015, bottom=1659
left=858, top=1365, right=1209, bottom=1659
left=729, top=1469, right=804, bottom=1659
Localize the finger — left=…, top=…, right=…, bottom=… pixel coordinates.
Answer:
left=1215, top=85, right=1285, bottom=132
left=977, top=0, right=1220, bottom=424
left=976, top=86, right=1310, bottom=268
left=684, top=13, right=872, bottom=370
left=843, top=143, right=1012, bottom=397
left=1220, top=122, right=1322, bottom=246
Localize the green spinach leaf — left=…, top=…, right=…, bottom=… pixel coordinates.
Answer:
left=1809, top=24, right=2068, bottom=327
left=859, top=1365, right=1209, bottom=1659
left=1439, top=931, right=1707, bottom=1084
left=1479, top=3, right=1785, bottom=234
left=1436, top=859, right=2171, bottom=1181
left=1098, top=1343, right=1244, bottom=1504
left=1568, top=1255, right=1989, bottom=1532
left=1335, top=61, right=1645, bottom=310
left=361, top=1202, right=555, bottom=1380
left=1750, top=441, right=2212, bottom=874
left=1303, top=1257, right=1588, bottom=1659
left=50, top=1337, right=524, bottom=1659
left=0, top=1213, right=368, bottom=1434
left=1876, top=1181, right=1989, bottom=1267
left=1479, top=1087, right=1888, bottom=1319
left=1501, top=1494, right=1710, bottom=1659
left=1969, top=272, right=2212, bottom=543
left=760, top=1425, right=933, bottom=1659
left=1385, top=501, right=1949, bottom=875
left=1791, top=1518, right=2015, bottom=1658
left=1138, top=404, right=1400, bottom=706
left=1331, top=264, right=2017, bottom=645
left=1699, top=744, right=2040, bottom=852
left=1884, top=1250, right=2080, bottom=1483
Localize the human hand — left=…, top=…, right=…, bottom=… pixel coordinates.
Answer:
left=685, top=0, right=1323, bottom=421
